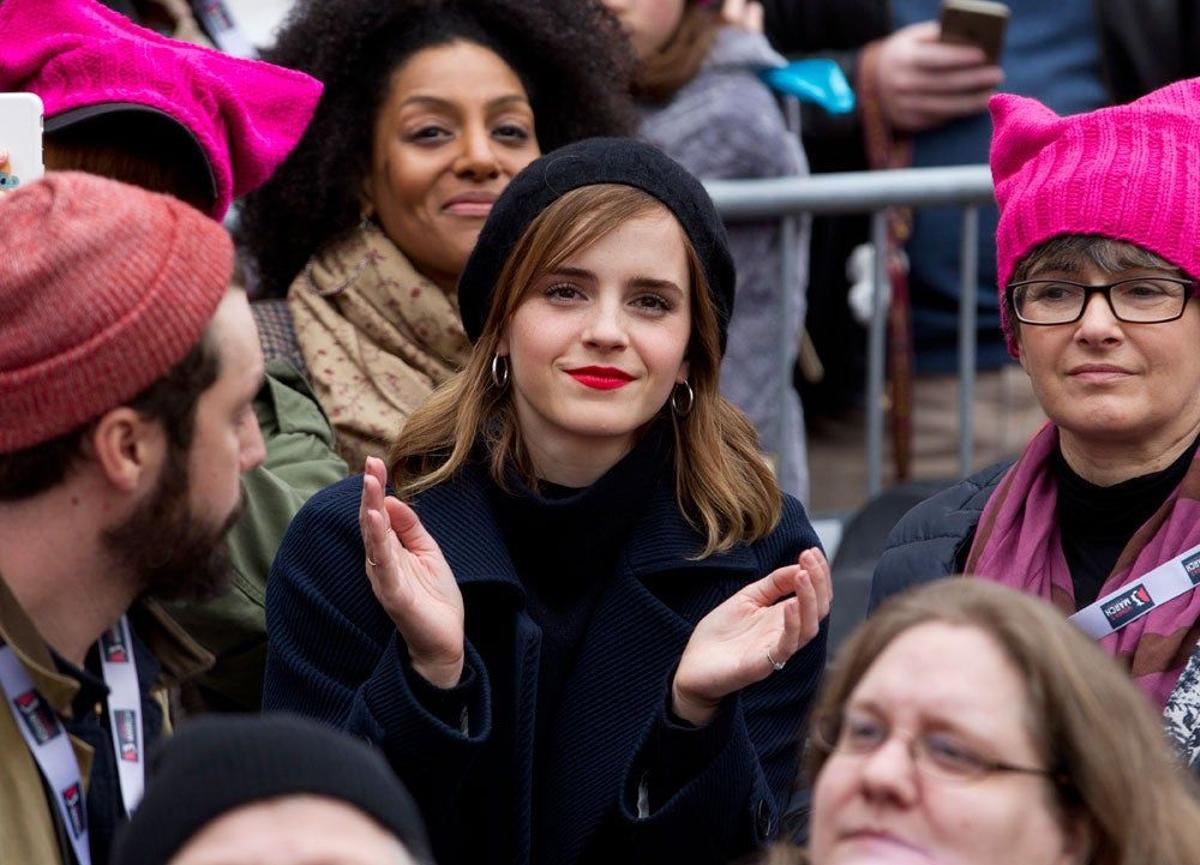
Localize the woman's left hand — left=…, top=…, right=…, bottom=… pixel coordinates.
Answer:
left=671, top=547, right=831, bottom=725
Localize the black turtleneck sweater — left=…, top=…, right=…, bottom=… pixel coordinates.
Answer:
left=405, top=423, right=735, bottom=860
left=488, top=424, right=669, bottom=755
left=1053, top=435, right=1200, bottom=609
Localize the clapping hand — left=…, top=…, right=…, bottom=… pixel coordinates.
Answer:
left=671, top=548, right=832, bottom=725
left=360, top=457, right=465, bottom=689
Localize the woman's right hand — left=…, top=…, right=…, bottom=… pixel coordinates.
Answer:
left=360, top=456, right=465, bottom=689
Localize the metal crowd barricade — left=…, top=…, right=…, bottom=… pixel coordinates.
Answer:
left=704, top=164, right=995, bottom=499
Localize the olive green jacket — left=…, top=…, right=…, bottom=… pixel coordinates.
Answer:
left=166, top=360, right=347, bottom=712
left=0, top=578, right=210, bottom=865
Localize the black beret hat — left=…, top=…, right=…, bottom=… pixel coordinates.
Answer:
left=457, top=137, right=736, bottom=352
left=111, top=714, right=434, bottom=865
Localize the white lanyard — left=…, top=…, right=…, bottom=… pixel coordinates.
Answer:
left=1069, top=543, right=1200, bottom=639
left=98, top=616, right=145, bottom=815
left=0, top=615, right=145, bottom=865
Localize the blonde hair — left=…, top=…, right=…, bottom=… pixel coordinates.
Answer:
left=388, top=183, right=781, bottom=557
left=632, top=4, right=722, bottom=104
left=767, top=579, right=1200, bottom=865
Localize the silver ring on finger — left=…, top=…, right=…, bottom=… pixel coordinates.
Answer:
left=766, top=648, right=786, bottom=673
left=366, top=554, right=378, bottom=568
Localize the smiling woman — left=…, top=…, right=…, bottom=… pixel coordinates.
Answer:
left=264, top=139, right=832, bottom=865
left=497, top=205, right=693, bottom=484
left=361, top=41, right=539, bottom=295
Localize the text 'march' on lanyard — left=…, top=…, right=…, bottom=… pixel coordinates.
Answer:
left=1070, top=544, right=1200, bottom=639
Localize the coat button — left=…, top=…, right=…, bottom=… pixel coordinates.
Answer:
left=755, top=799, right=773, bottom=838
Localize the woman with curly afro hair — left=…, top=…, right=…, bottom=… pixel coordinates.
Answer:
left=238, top=0, right=634, bottom=467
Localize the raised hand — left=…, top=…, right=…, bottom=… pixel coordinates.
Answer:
left=671, top=547, right=832, bottom=725
left=359, top=456, right=465, bottom=688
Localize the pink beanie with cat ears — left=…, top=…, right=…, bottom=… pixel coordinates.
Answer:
left=990, top=78, right=1200, bottom=357
left=0, top=0, right=323, bottom=220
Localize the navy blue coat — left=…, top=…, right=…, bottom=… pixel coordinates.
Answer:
left=263, top=463, right=825, bottom=865
left=868, top=461, right=1010, bottom=612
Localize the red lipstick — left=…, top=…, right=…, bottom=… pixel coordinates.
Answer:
left=566, top=366, right=635, bottom=390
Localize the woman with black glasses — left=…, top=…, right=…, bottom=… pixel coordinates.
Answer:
left=870, top=79, right=1200, bottom=752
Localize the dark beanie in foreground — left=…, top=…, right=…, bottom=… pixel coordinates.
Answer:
left=110, top=714, right=433, bottom=865
left=457, top=137, right=736, bottom=352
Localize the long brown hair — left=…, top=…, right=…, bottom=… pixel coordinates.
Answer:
left=388, top=183, right=781, bottom=557
left=768, top=579, right=1200, bottom=865
left=632, top=3, right=722, bottom=104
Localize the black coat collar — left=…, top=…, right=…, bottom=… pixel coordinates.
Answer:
left=410, top=461, right=759, bottom=594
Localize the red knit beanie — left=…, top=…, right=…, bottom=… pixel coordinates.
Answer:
left=991, top=77, right=1200, bottom=357
left=0, top=172, right=232, bottom=453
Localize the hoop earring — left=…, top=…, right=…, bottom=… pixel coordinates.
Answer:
left=671, top=380, right=694, bottom=417
left=491, top=353, right=510, bottom=389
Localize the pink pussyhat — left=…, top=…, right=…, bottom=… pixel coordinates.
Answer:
left=0, top=0, right=323, bottom=219
left=990, top=77, right=1200, bottom=357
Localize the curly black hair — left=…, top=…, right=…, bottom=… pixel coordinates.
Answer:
left=239, top=0, right=636, bottom=298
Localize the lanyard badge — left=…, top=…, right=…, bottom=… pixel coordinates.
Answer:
left=0, top=615, right=145, bottom=865
left=99, top=616, right=145, bottom=815
left=1070, top=544, right=1200, bottom=639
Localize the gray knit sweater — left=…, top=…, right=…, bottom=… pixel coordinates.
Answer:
left=641, top=26, right=812, bottom=502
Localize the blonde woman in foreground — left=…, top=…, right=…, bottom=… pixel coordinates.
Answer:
left=768, top=579, right=1200, bottom=865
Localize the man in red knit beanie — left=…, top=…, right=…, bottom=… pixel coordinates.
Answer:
left=0, top=171, right=266, bottom=865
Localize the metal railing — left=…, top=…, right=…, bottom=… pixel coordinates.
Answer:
left=704, top=164, right=996, bottom=498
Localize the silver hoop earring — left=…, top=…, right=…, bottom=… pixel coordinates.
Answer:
left=491, top=353, right=510, bottom=389
left=671, top=380, right=694, bottom=417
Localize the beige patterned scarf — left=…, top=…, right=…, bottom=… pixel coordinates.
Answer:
left=288, top=221, right=471, bottom=468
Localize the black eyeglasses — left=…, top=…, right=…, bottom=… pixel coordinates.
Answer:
left=1006, top=277, right=1195, bottom=325
left=810, top=709, right=1066, bottom=785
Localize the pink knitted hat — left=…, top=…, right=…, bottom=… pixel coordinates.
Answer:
left=0, top=0, right=323, bottom=220
left=991, top=78, right=1200, bottom=357
left=0, top=172, right=233, bottom=453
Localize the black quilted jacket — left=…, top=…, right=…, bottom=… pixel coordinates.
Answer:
left=867, top=460, right=1012, bottom=612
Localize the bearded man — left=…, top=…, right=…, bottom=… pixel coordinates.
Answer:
left=0, top=172, right=265, bottom=865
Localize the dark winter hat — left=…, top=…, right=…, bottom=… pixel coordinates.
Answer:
left=111, top=714, right=433, bottom=865
left=457, top=137, right=736, bottom=352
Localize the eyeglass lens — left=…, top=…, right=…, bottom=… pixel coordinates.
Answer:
left=817, top=711, right=996, bottom=781
left=1012, top=279, right=1188, bottom=324
left=815, top=708, right=1063, bottom=785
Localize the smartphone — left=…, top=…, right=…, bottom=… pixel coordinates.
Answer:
left=939, top=0, right=1010, bottom=64
left=0, top=92, right=44, bottom=192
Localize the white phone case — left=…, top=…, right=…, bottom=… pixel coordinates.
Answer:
left=0, top=92, right=45, bottom=192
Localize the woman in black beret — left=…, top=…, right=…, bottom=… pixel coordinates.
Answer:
left=263, top=138, right=830, bottom=865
